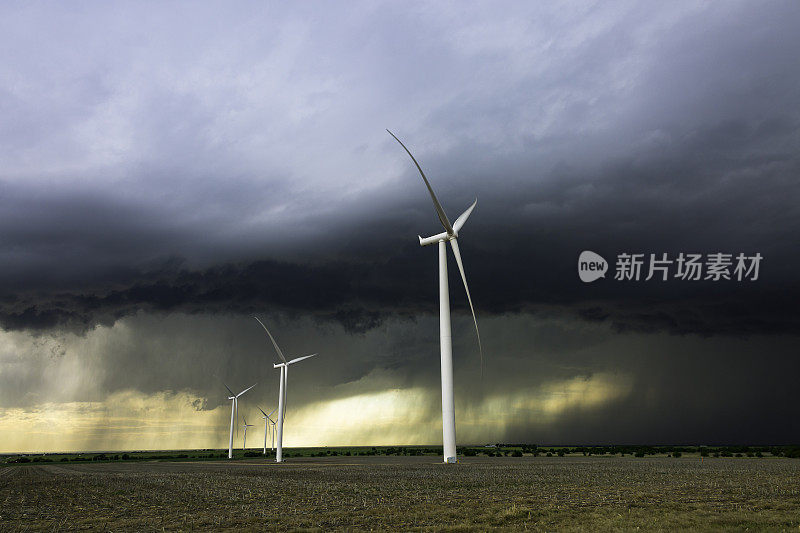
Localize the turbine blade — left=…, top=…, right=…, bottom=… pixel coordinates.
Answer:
left=258, top=406, right=267, bottom=417
left=254, top=316, right=288, bottom=363
left=223, top=382, right=235, bottom=397
left=268, top=408, right=276, bottom=418
left=287, top=353, right=317, bottom=365
left=237, top=383, right=257, bottom=397
left=449, top=238, right=483, bottom=375
left=386, top=129, right=454, bottom=235
left=453, top=199, right=477, bottom=233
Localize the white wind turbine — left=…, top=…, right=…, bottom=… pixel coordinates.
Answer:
left=224, top=383, right=256, bottom=459
left=253, top=316, right=318, bottom=463
left=259, top=406, right=277, bottom=454
left=241, top=416, right=255, bottom=450
left=387, top=130, right=483, bottom=464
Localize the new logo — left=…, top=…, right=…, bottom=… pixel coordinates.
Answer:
left=578, top=251, right=608, bottom=283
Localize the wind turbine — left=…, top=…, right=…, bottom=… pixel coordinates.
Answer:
left=224, top=383, right=256, bottom=459
left=387, top=129, right=483, bottom=464
left=241, top=416, right=255, bottom=450
left=253, top=316, right=318, bottom=463
left=259, top=406, right=277, bottom=454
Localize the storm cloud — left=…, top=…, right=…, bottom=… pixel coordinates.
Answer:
left=0, top=1, right=799, bottom=449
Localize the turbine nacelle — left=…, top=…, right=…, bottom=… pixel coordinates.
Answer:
left=418, top=198, right=476, bottom=246
left=419, top=231, right=453, bottom=246
left=273, top=353, right=317, bottom=368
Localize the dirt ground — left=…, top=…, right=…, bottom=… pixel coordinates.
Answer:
left=1, top=455, right=799, bottom=531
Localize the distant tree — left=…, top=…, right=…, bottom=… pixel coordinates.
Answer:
left=558, top=450, right=565, bottom=457
left=672, top=451, right=682, bottom=458
left=512, top=450, right=522, bottom=457
left=546, top=452, right=553, bottom=457
left=635, top=451, right=645, bottom=458
left=785, top=447, right=800, bottom=458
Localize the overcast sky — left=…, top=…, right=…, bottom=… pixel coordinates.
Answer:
left=1, top=1, right=798, bottom=452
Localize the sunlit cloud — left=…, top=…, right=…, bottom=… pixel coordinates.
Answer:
left=0, top=390, right=224, bottom=453
left=0, top=372, right=632, bottom=453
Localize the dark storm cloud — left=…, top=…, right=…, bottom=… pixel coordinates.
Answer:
left=0, top=0, right=798, bottom=339
left=1, top=1, right=799, bottom=446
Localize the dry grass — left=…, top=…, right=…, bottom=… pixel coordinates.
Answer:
left=1, top=456, right=799, bottom=531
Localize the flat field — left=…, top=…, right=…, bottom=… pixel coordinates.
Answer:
left=1, top=455, right=799, bottom=531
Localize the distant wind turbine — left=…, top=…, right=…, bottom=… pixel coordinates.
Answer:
left=259, top=406, right=277, bottom=454
left=253, top=316, right=318, bottom=463
left=224, top=383, right=256, bottom=459
left=387, top=129, right=483, bottom=464
left=242, top=416, right=255, bottom=450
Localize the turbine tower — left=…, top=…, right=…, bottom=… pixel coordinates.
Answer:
left=259, top=406, right=277, bottom=454
left=242, top=416, right=255, bottom=450
left=253, top=316, right=318, bottom=463
left=224, top=383, right=256, bottom=459
left=387, top=129, right=482, bottom=464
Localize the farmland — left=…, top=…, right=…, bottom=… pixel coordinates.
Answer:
left=2, top=453, right=799, bottom=531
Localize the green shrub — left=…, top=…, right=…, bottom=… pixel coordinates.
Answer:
left=512, top=450, right=522, bottom=457
left=785, top=447, right=800, bottom=459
